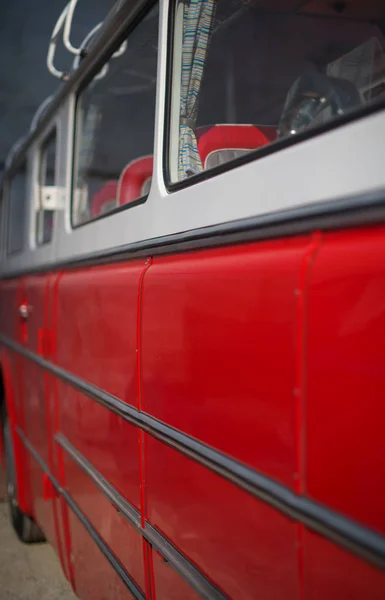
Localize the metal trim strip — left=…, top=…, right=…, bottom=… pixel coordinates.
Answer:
left=16, top=427, right=145, bottom=600
left=56, top=432, right=228, bottom=600
left=2, top=188, right=385, bottom=279
left=4, top=337, right=385, bottom=572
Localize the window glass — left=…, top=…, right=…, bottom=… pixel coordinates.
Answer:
left=36, top=130, right=56, bottom=245
left=169, top=0, right=385, bottom=183
left=72, top=3, right=159, bottom=226
left=7, top=161, right=27, bottom=255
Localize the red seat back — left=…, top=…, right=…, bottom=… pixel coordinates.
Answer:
left=197, top=124, right=276, bottom=169
left=91, top=181, right=118, bottom=218
left=117, top=156, right=153, bottom=206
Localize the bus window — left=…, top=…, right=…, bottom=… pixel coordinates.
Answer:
left=36, top=129, right=57, bottom=245
left=7, top=160, right=27, bottom=255
left=72, top=3, right=159, bottom=227
left=168, top=0, right=385, bottom=183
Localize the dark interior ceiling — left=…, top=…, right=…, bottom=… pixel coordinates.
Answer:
left=0, top=0, right=115, bottom=172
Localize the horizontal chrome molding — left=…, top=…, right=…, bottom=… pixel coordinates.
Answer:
left=16, top=427, right=145, bottom=600
left=56, top=432, right=141, bottom=530
left=17, top=427, right=61, bottom=489
left=56, top=433, right=228, bottom=600
left=2, top=188, right=385, bottom=279
left=5, top=336, right=385, bottom=572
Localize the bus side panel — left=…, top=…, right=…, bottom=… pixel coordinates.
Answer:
left=23, top=274, right=57, bottom=547
left=306, top=227, right=385, bottom=535
left=68, top=508, right=135, bottom=600
left=50, top=272, right=74, bottom=586
left=304, top=530, right=385, bottom=600
left=62, top=446, right=146, bottom=592
left=304, top=225, right=385, bottom=597
left=0, top=278, right=34, bottom=516
left=0, top=344, right=33, bottom=516
left=146, top=437, right=298, bottom=599
left=152, top=549, right=201, bottom=600
left=55, top=262, right=147, bottom=596
left=141, top=239, right=310, bottom=599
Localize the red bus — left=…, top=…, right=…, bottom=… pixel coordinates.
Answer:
left=1, top=0, right=385, bottom=598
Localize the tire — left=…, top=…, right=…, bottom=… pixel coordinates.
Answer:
left=2, top=414, right=45, bottom=543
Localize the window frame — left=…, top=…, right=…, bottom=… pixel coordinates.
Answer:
left=0, top=192, right=5, bottom=266
left=163, top=0, right=385, bottom=192
left=35, top=127, right=58, bottom=247
left=6, top=158, right=28, bottom=256
left=70, top=0, right=159, bottom=229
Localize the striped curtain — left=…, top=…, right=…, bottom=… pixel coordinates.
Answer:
left=178, top=0, right=216, bottom=180
left=78, top=104, right=101, bottom=179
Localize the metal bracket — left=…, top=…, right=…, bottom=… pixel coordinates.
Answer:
left=41, top=186, right=65, bottom=210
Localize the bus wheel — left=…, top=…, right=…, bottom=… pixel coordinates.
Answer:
left=2, top=414, right=45, bottom=543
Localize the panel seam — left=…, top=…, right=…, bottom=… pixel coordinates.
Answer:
left=294, top=232, right=323, bottom=600
left=56, top=431, right=227, bottom=600
left=137, top=258, right=154, bottom=599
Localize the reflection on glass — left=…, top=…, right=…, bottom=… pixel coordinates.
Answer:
left=73, top=4, right=159, bottom=226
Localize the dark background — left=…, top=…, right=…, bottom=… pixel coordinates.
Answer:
left=0, top=1, right=116, bottom=174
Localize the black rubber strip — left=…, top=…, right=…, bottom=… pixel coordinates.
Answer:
left=56, top=433, right=141, bottom=530
left=56, top=432, right=228, bottom=600
left=16, top=427, right=145, bottom=600
left=60, top=489, right=145, bottom=600
left=143, top=522, right=227, bottom=600
left=2, top=188, right=385, bottom=279
left=5, top=337, right=385, bottom=572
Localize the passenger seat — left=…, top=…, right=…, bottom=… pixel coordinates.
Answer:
left=91, top=181, right=118, bottom=218
left=197, top=124, right=276, bottom=170
left=117, top=155, right=153, bottom=205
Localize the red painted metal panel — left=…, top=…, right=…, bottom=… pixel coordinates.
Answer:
left=68, top=510, right=135, bottom=600
left=304, top=530, right=385, bottom=599
left=23, top=274, right=59, bottom=550
left=0, top=278, right=34, bottom=516
left=306, top=226, right=385, bottom=535
left=55, top=263, right=144, bottom=405
left=54, top=262, right=148, bottom=595
left=0, top=280, right=26, bottom=435
left=50, top=272, right=75, bottom=587
left=2, top=222, right=385, bottom=600
left=57, top=381, right=142, bottom=511
left=141, top=239, right=312, bottom=489
left=146, top=437, right=298, bottom=600
left=55, top=262, right=145, bottom=506
left=63, top=451, right=145, bottom=593
left=140, top=239, right=317, bottom=598
left=152, top=550, right=201, bottom=600
left=0, top=346, right=33, bottom=515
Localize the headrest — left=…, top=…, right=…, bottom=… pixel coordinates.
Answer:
left=197, top=124, right=276, bottom=169
left=91, top=181, right=118, bottom=218
left=118, top=156, right=154, bottom=205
